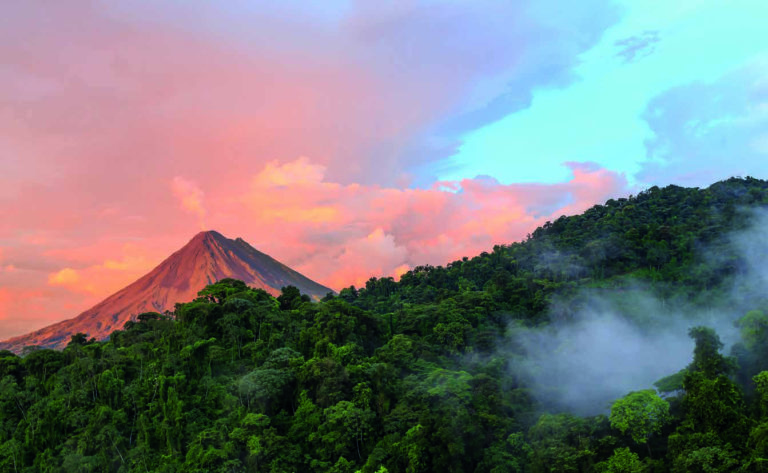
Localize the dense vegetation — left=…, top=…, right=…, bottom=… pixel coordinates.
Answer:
left=4, top=177, right=768, bottom=472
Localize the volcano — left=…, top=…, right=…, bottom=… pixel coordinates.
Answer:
left=0, top=231, right=333, bottom=352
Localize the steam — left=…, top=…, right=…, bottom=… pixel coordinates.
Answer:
left=508, top=208, right=768, bottom=416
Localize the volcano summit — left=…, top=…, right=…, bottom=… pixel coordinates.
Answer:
left=0, top=231, right=333, bottom=352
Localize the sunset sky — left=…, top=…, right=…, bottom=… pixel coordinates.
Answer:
left=1, top=0, right=766, bottom=339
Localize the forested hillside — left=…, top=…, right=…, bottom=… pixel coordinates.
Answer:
left=4, top=177, right=768, bottom=472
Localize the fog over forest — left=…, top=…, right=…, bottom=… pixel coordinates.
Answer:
left=510, top=209, right=768, bottom=415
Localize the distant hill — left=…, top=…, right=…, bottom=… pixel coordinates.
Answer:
left=351, top=177, right=768, bottom=315
left=0, top=230, right=333, bottom=352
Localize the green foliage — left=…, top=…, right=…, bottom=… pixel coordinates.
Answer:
left=654, top=370, right=687, bottom=394
left=595, top=447, right=645, bottom=473
left=754, top=371, right=768, bottom=418
left=610, top=390, right=670, bottom=445
left=668, top=432, right=741, bottom=473
left=527, top=413, right=605, bottom=472
left=687, top=326, right=736, bottom=379
left=737, top=310, right=768, bottom=350
left=664, top=325, right=752, bottom=470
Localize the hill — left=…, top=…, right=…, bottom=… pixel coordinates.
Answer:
left=2, top=177, right=768, bottom=472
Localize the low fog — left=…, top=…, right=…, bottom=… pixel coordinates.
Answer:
left=508, top=208, right=768, bottom=416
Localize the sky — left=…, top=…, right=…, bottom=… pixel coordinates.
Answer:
left=1, top=0, right=766, bottom=339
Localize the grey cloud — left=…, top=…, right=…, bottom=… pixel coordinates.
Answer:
left=614, top=30, right=660, bottom=63
left=636, top=64, right=768, bottom=187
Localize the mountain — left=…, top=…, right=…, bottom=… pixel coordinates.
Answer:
left=0, top=230, right=333, bottom=352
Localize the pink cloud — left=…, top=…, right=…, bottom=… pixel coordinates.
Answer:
left=171, top=177, right=208, bottom=229
left=0, top=285, right=77, bottom=337
left=321, top=228, right=410, bottom=289
left=231, top=157, right=629, bottom=291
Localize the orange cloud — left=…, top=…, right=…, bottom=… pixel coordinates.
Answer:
left=0, top=285, right=85, bottom=339
left=0, top=288, right=43, bottom=322
left=0, top=250, right=16, bottom=274
left=255, top=157, right=327, bottom=187
left=48, top=268, right=81, bottom=287
left=172, top=177, right=207, bottom=229
left=0, top=288, right=11, bottom=320
left=103, top=256, right=146, bottom=271
left=45, top=245, right=155, bottom=298
left=392, top=264, right=410, bottom=280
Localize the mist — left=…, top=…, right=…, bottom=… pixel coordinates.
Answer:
left=507, top=208, right=768, bottom=416
left=510, top=293, right=739, bottom=416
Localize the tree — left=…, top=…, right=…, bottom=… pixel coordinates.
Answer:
left=754, top=371, right=768, bottom=419
left=196, top=278, right=249, bottom=304
left=687, top=326, right=734, bottom=379
left=528, top=413, right=598, bottom=472
left=610, top=390, right=670, bottom=455
left=237, top=367, right=293, bottom=413
left=311, top=400, right=374, bottom=464
left=736, top=310, right=768, bottom=350
left=66, top=332, right=94, bottom=348
left=668, top=327, right=749, bottom=466
left=278, top=286, right=310, bottom=310
left=654, top=369, right=687, bottom=395
left=668, top=432, right=740, bottom=473
left=733, top=311, right=768, bottom=387
left=595, top=447, right=645, bottom=473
